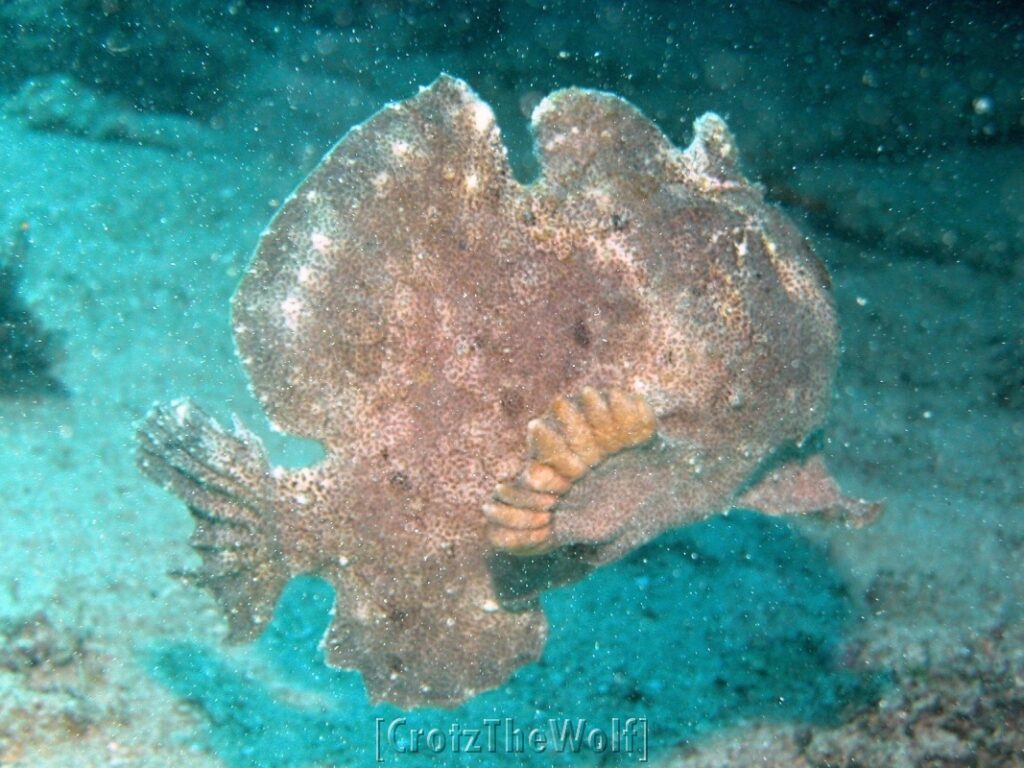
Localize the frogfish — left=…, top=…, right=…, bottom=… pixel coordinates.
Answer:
left=137, top=75, right=879, bottom=708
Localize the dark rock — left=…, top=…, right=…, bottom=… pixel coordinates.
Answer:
left=0, top=223, right=64, bottom=397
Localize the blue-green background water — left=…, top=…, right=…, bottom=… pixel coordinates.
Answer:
left=0, top=2, right=1021, bottom=766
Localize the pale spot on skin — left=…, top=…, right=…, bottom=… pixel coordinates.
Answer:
left=353, top=600, right=373, bottom=623
left=470, top=100, right=495, bottom=133
left=391, top=140, right=410, bottom=157
left=280, top=293, right=304, bottom=331
left=310, top=232, right=332, bottom=254
left=735, top=233, right=748, bottom=257
left=465, top=173, right=479, bottom=192
left=544, top=134, right=566, bottom=151
left=734, top=231, right=749, bottom=269
left=173, top=400, right=191, bottom=424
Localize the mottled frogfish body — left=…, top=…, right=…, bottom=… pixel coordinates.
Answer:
left=138, top=75, right=878, bottom=708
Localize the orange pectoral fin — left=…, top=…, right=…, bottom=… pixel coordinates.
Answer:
left=485, top=386, right=658, bottom=557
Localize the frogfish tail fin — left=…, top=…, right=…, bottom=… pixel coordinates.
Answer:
left=136, top=399, right=289, bottom=642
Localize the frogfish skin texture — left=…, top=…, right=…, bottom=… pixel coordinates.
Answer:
left=137, top=75, right=880, bottom=709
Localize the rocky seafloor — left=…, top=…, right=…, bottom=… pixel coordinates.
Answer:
left=0, top=1, right=1021, bottom=766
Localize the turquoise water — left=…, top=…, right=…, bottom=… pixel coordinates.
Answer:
left=1, top=2, right=1021, bottom=766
